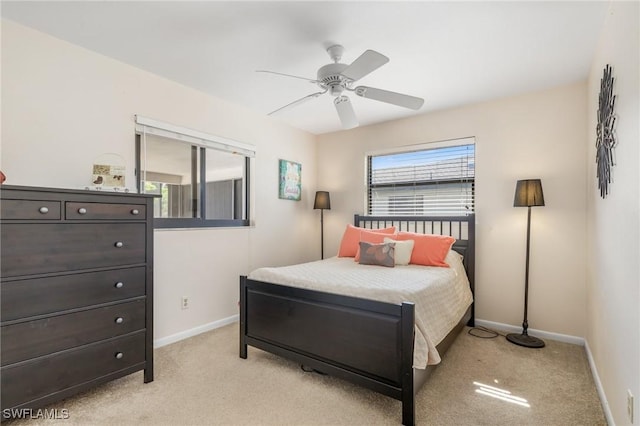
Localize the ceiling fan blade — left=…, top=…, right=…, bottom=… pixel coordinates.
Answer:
left=340, top=50, right=389, bottom=82
left=268, top=91, right=326, bottom=115
left=256, top=70, right=319, bottom=84
left=354, top=86, right=424, bottom=110
left=334, top=96, right=358, bottom=129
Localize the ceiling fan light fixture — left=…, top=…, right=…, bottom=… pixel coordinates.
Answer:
left=259, top=44, right=424, bottom=129
left=329, top=84, right=345, bottom=96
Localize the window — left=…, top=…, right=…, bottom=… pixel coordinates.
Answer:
left=367, top=138, right=475, bottom=216
left=135, top=116, right=254, bottom=228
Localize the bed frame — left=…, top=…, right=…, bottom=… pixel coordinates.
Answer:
left=239, top=214, right=475, bottom=425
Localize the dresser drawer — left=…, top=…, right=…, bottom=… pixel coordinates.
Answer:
left=1, top=223, right=146, bottom=277
left=1, top=199, right=61, bottom=220
left=1, top=267, right=146, bottom=321
left=2, top=300, right=145, bottom=366
left=66, top=202, right=145, bottom=220
left=1, top=331, right=146, bottom=409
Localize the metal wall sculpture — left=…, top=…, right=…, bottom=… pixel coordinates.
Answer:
left=596, top=64, right=617, bottom=199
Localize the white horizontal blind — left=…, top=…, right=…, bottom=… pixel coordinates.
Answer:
left=135, top=115, right=255, bottom=158
left=368, top=141, right=475, bottom=216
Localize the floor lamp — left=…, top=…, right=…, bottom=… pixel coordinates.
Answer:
left=313, top=191, right=331, bottom=259
left=507, top=179, right=545, bottom=348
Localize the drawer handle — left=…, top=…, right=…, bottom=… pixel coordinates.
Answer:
left=115, top=352, right=124, bottom=360
left=131, top=209, right=140, bottom=215
left=115, top=241, right=124, bottom=248
left=115, top=317, right=124, bottom=324
left=78, top=207, right=87, bottom=215
left=39, top=206, right=49, bottom=214
left=115, top=281, right=124, bottom=289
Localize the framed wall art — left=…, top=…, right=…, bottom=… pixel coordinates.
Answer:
left=278, top=159, right=301, bottom=201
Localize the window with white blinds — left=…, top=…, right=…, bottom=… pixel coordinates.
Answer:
left=367, top=139, right=475, bottom=216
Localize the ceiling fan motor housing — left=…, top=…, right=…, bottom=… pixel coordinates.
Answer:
left=317, top=63, right=350, bottom=96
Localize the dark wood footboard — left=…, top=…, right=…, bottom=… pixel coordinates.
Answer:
left=240, top=214, right=475, bottom=425
left=240, top=276, right=417, bottom=425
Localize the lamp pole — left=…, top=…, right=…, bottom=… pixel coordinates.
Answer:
left=320, top=208, right=325, bottom=259
left=507, top=179, right=545, bottom=348
left=522, top=205, right=532, bottom=336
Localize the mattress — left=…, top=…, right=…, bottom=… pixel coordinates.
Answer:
left=248, top=250, right=473, bottom=368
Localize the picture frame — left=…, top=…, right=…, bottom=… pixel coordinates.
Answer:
left=92, top=163, right=125, bottom=188
left=88, top=153, right=128, bottom=192
left=278, top=159, right=302, bottom=201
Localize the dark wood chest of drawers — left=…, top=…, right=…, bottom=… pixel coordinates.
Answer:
left=0, top=185, right=154, bottom=418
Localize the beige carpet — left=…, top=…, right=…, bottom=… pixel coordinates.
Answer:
left=9, top=324, right=606, bottom=425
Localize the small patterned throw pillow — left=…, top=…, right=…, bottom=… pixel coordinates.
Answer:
left=358, top=241, right=395, bottom=267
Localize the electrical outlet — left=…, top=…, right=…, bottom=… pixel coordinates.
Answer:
left=181, top=296, right=189, bottom=310
left=629, top=389, right=634, bottom=424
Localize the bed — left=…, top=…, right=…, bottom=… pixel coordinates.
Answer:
left=239, top=214, right=475, bottom=425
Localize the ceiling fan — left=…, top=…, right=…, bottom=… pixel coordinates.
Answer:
left=257, top=45, right=424, bottom=130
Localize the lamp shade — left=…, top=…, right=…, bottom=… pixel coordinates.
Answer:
left=513, top=179, right=545, bottom=207
left=313, top=191, right=331, bottom=210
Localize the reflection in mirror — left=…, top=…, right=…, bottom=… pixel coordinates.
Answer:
left=135, top=116, right=253, bottom=228
left=143, top=135, right=198, bottom=219
left=204, top=148, right=245, bottom=220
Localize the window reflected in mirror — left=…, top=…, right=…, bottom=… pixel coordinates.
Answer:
left=137, top=129, right=250, bottom=228
left=204, top=148, right=245, bottom=220
left=143, top=135, right=198, bottom=219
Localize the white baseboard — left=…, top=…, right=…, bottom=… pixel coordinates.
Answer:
left=153, top=314, right=239, bottom=348
left=584, top=340, right=614, bottom=426
left=474, top=319, right=585, bottom=346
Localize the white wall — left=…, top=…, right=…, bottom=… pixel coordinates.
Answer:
left=5, top=15, right=639, bottom=424
left=317, top=82, right=588, bottom=338
left=586, top=1, right=640, bottom=425
left=0, top=20, right=319, bottom=341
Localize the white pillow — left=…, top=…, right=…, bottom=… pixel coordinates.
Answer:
left=384, top=237, right=414, bottom=266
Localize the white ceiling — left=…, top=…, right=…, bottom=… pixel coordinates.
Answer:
left=1, top=1, right=609, bottom=135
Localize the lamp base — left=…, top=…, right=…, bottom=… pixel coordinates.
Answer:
left=506, top=333, right=545, bottom=348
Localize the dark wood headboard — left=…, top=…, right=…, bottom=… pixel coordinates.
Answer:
left=354, top=214, right=475, bottom=319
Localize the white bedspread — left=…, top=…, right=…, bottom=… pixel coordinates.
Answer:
left=248, top=251, right=473, bottom=368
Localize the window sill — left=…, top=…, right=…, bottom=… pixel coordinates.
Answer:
left=153, top=218, right=250, bottom=229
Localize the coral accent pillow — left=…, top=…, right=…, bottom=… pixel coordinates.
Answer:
left=358, top=241, right=395, bottom=267
left=337, top=224, right=396, bottom=257
left=396, top=232, right=456, bottom=267
left=354, top=229, right=398, bottom=261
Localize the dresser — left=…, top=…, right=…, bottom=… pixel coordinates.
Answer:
left=0, top=185, right=154, bottom=418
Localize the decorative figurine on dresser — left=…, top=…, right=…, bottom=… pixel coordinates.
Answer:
left=0, top=185, right=154, bottom=419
